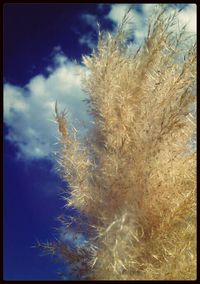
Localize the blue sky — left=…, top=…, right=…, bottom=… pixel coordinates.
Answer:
left=3, top=3, right=196, bottom=280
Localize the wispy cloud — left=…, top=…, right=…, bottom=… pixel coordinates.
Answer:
left=78, top=13, right=99, bottom=50
left=79, top=32, right=96, bottom=51
left=4, top=48, right=91, bottom=160
left=60, top=226, right=86, bottom=246
left=80, top=13, right=98, bottom=30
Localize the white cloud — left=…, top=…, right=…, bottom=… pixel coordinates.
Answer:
left=4, top=50, right=92, bottom=160
left=141, top=3, right=155, bottom=16
left=106, top=4, right=132, bottom=26
left=106, top=4, right=196, bottom=45
left=106, top=4, right=153, bottom=45
left=176, top=4, right=196, bottom=34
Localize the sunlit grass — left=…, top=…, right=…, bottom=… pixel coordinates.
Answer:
left=41, top=5, right=196, bottom=280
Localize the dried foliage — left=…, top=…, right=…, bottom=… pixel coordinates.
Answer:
left=41, top=5, right=196, bottom=280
